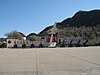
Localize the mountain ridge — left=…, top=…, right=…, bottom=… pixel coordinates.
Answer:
left=39, top=9, right=100, bottom=35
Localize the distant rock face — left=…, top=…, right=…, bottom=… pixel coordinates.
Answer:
left=59, top=10, right=100, bottom=28
left=27, top=33, right=38, bottom=37
left=39, top=10, right=100, bottom=35
left=38, top=26, right=53, bottom=36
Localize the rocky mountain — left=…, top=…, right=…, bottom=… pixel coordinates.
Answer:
left=38, top=26, right=53, bottom=36
left=39, top=10, right=100, bottom=36
left=60, top=10, right=100, bottom=28
left=27, top=33, right=38, bottom=37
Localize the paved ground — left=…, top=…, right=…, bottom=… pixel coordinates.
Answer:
left=0, top=47, right=100, bottom=75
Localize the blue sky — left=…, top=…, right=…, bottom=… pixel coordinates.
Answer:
left=0, top=0, right=100, bottom=37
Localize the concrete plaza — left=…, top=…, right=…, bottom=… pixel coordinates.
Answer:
left=0, top=47, right=100, bottom=75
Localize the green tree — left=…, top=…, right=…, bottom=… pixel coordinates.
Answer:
left=27, top=36, right=37, bottom=41
left=5, top=30, right=22, bottom=40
